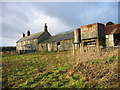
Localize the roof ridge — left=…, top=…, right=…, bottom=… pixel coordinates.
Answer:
left=55, top=31, right=73, bottom=36
left=16, top=31, right=44, bottom=42
left=105, top=24, right=120, bottom=27
left=40, top=31, right=74, bottom=43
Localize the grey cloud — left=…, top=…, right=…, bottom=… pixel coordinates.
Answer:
left=33, top=2, right=118, bottom=26
left=2, top=22, right=23, bottom=40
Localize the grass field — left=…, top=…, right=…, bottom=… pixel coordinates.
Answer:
left=1, top=48, right=119, bottom=89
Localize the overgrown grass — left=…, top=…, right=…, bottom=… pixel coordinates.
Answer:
left=2, top=48, right=119, bottom=89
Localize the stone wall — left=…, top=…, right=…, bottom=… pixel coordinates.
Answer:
left=59, top=39, right=73, bottom=51
left=39, top=39, right=73, bottom=52
left=80, top=23, right=106, bottom=48
left=106, top=34, right=114, bottom=47
left=81, top=23, right=98, bottom=40
left=16, top=39, right=38, bottom=51
left=39, top=43, right=48, bottom=51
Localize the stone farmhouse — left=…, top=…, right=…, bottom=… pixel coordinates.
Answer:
left=16, top=22, right=120, bottom=53
left=16, top=23, right=52, bottom=53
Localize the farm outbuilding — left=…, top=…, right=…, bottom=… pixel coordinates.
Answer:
left=105, top=24, right=120, bottom=47
left=80, top=23, right=106, bottom=48
left=39, top=31, right=74, bottom=51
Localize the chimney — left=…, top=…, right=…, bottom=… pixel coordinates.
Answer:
left=27, top=30, right=30, bottom=36
left=23, top=33, right=25, bottom=37
left=44, top=23, right=48, bottom=32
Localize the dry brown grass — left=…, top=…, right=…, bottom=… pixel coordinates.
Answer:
left=68, top=47, right=119, bottom=88
left=74, top=47, right=119, bottom=63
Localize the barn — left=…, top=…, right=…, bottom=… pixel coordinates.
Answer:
left=105, top=23, right=120, bottom=47
left=39, top=31, right=74, bottom=51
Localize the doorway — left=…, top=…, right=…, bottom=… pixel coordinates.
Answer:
left=114, top=33, right=120, bottom=46
left=57, top=42, right=60, bottom=50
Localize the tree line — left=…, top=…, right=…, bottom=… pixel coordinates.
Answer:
left=0, top=46, right=16, bottom=52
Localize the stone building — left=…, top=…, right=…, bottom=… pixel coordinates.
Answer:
left=16, top=22, right=120, bottom=53
left=105, top=23, right=120, bottom=47
left=79, top=23, right=106, bottom=48
left=39, top=31, right=74, bottom=51
left=73, top=22, right=120, bottom=48
left=16, top=23, right=51, bottom=53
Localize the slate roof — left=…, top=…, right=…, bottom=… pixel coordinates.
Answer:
left=41, top=31, right=74, bottom=43
left=105, top=24, right=120, bottom=35
left=17, top=32, right=44, bottom=42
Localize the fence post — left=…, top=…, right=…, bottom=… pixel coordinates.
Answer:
left=73, top=44, right=75, bottom=56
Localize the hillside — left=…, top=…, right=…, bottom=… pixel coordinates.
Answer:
left=2, top=48, right=119, bottom=89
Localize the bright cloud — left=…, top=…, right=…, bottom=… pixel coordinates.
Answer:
left=27, top=12, right=72, bottom=35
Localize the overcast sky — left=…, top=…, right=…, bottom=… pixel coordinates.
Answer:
left=1, top=2, right=119, bottom=46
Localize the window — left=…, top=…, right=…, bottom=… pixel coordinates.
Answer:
left=41, top=45, right=43, bottom=48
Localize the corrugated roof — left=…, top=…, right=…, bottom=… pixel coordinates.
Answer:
left=41, top=31, right=74, bottom=43
left=17, top=32, right=44, bottom=42
left=105, top=24, right=120, bottom=35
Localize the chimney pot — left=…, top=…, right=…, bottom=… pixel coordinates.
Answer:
left=23, top=33, right=25, bottom=37
left=44, top=23, right=48, bottom=32
left=27, top=30, right=30, bottom=36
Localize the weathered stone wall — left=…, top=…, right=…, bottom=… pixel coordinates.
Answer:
left=48, top=43, right=53, bottom=51
left=105, top=34, right=119, bottom=47
left=80, top=23, right=106, bottom=48
left=52, top=42, right=58, bottom=51
left=39, top=43, right=53, bottom=52
left=81, top=23, right=105, bottom=40
left=16, top=41, right=23, bottom=51
left=105, top=35, right=109, bottom=46
left=39, top=43, right=48, bottom=51
left=81, top=23, right=98, bottom=40
left=33, top=39, right=39, bottom=50
left=16, top=39, right=39, bottom=51
left=59, top=39, right=73, bottom=51
left=39, top=39, right=73, bottom=51
left=108, top=34, right=114, bottom=47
